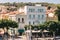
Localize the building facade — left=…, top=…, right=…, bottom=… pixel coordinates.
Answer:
left=46, top=6, right=58, bottom=21
left=17, top=6, right=46, bottom=29
left=0, top=5, right=46, bottom=29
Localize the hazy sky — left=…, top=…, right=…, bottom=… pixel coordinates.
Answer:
left=0, top=0, right=60, bottom=4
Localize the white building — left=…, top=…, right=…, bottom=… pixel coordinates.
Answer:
left=16, top=5, right=46, bottom=29
left=16, top=13, right=27, bottom=29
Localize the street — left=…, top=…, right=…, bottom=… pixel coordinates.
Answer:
left=8, top=38, right=22, bottom=40
left=8, top=36, right=27, bottom=40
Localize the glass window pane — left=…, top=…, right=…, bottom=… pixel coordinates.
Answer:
left=33, top=21, right=35, bottom=24
left=38, top=9, right=43, bottom=12
left=38, top=15, right=40, bottom=19
left=42, top=15, right=44, bottom=19
left=29, top=15, right=31, bottom=19
left=29, top=21, right=31, bottom=25
left=29, top=8, right=35, bottom=12
left=22, top=18, right=24, bottom=23
left=18, top=18, right=20, bottom=22
left=33, top=15, right=35, bottom=19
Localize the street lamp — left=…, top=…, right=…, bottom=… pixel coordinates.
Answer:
left=29, top=24, right=32, bottom=40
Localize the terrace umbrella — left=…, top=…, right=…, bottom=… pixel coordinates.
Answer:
left=43, top=30, right=49, bottom=32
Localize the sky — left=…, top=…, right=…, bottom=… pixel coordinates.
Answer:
left=0, top=0, right=60, bottom=4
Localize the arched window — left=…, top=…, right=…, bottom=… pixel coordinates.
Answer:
left=22, top=18, right=24, bottom=23
left=18, top=18, right=20, bottom=22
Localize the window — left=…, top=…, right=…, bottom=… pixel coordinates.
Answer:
left=18, top=18, right=20, bottom=22
left=42, top=15, right=44, bottom=19
left=29, top=21, right=31, bottom=25
left=38, top=15, right=40, bottom=19
left=29, top=15, right=31, bottom=19
left=29, top=8, right=35, bottom=12
left=29, top=15, right=35, bottom=19
left=33, top=15, right=35, bottom=19
left=33, top=21, right=35, bottom=24
left=38, top=9, right=43, bottom=12
left=22, top=18, right=24, bottom=23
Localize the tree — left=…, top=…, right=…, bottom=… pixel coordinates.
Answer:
left=46, top=21, right=58, bottom=40
left=24, top=25, right=30, bottom=30
left=8, top=20, right=18, bottom=28
left=39, top=24, right=47, bottom=38
left=0, top=19, right=18, bottom=31
left=0, top=19, right=18, bottom=40
left=39, top=24, right=46, bottom=31
left=55, top=6, right=60, bottom=21
left=1, top=19, right=18, bottom=28
left=0, top=19, right=10, bottom=31
left=45, top=21, right=58, bottom=33
left=56, top=21, right=60, bottom=35
left=0, top=20, right=4, bottom=28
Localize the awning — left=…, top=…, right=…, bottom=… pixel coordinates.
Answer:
left=32, top=30, right=41, bottom=33
left=43, top=30, right=49, bottom=32
left=25, top=30, right=41, bottom=33
left=18, top=29, right=24, bottom=33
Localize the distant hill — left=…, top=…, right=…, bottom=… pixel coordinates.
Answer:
left=0, top=2, right=59, bottom=8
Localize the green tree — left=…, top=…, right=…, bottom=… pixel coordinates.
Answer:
left=0, top=20, right=4, bottom=28
left=39, top=24, right=47, bottom=38
left=46, top=21, right=58, bottom=40
left=39, top=24, right=46, bottom=31
left=48, top=21, right=57, bottom=32
left=55, top=6, right=60, bottom=21
left=0, top=19, right=18, bottom=30
left=56, top=21, right=60, bottom=35
left=0, top=19, right=18, bottom=40
left=0, top=19, right=9, bottom=29
left=24, top=25, right=29, bottom=30
left=8, top=20, right=18, bottom=28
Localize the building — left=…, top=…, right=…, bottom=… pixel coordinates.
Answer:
left=0, top=5, right=9, bottom=14
left=16, top=13, right=27, bottom=29
left=46, top=6, right=58, bottom=21
left=0, top=5, right=46, bottom=29
left=17, top=5, right=46, bottom=29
